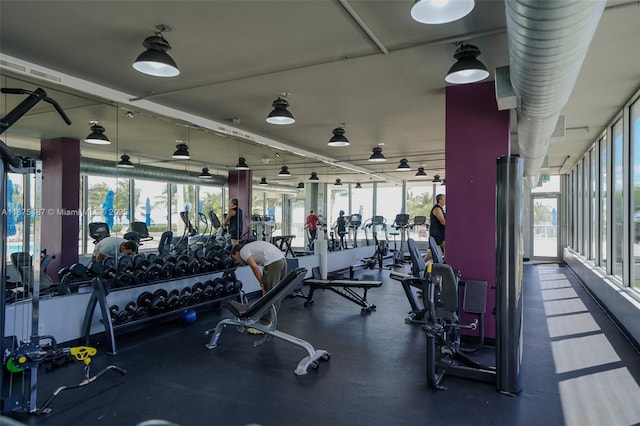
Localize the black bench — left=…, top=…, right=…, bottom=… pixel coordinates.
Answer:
left=300, top=268, right=382, bottom=314
left=205, top=267, right=330, bottom=375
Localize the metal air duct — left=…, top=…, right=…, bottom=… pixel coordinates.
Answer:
left=505, top=0, right=606, bottom=187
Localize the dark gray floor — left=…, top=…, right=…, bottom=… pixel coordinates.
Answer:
left=4, top=263, right=640, bottom=426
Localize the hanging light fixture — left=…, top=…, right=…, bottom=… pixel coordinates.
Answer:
left=116, top=154, right=134, bottom=168
left=308, top=171, right=319, bottom=181
left=442, top=178, right=446, bottom=186
left=354, top=182, right=363, bottom=189
left=266, top=95, right=295, bottom=125
left=328, top=125, right=350, bottom=147
left=171, top=141, right=190, bottom=160
left=396, top=158, right=411, bottom=171
left=415, top=167, right=428, bottom=177
left=259, top=177, right=269, bottom=185
left=334, top=178, right=343, bottom=186
left=410, top=0, right=475, bottom=24
left=133, top=24, right=180, bottom=77
left=432, top=174, right=442, bottom=183
left=199, top=167, right=213, bottom=179
left=84, top=121, right=110, bottom=145
left=368, top=146, right=386, bottom=162
left=297, top=181, right=305, bottom=189
left=278, top=165, right=291, bottom=177
left=235, top=157, right=250, bottom=170
left=445, top=43, right=489, bottom=84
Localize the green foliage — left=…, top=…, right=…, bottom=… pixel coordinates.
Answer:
left=406, top=190, right=433, bottom=219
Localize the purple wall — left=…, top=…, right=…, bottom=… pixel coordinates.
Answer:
left=41, top=137, right=80, bottom=276
left=445, top=82, right=510, bottom=338
left=228, top=170, right=253, bottom=240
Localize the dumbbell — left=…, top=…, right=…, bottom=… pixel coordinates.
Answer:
left=133, top=255, right=162, bottom=282
left=202, top=280, right=215, bottom=300
left=234, top=280, right=243, bottom=294
left=166, top=289, right=180, bottom=310
left=222, top=275, right=235, bottom=296
left=173, top=255, right=190, bottom=277
left=137, top=290, right=166, bottom=316
left=109, top=305, right=130, bottom=325
left=190, top=282, right=205, bottom=304
left=186, top=258, right=201, bottom=276
left=68, top=263, right=88, bottom=279
left=179, top=287, right=193, bottom=306
left=125, top=301, right=147, bottom=320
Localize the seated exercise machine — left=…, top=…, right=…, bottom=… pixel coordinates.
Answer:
left=347, top=214, right=362, bottom=248
left=390, top=238, right=429, bottom=323
left=205, top=268, right=330, bottom=375
left=389, top=213, right=410, bottom=267
left=422, top=262, right=493, bottom=391
left=298, top=267, right=382, bottom=314
left=88, top=222, right=110, bottom=244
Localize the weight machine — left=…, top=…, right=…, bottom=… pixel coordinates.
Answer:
left=347, top=214, right=362, bottom=248
left=0, top=87, right=125, bottom=415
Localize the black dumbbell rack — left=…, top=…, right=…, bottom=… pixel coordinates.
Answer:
left=81, top=275, right=244, bottom=355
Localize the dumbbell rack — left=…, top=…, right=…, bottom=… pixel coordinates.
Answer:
left=81, top=274, right=244, bottom=355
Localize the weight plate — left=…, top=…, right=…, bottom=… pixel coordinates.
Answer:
left=187, top=259, right=200, bottom=275
left=145, top=264, right=161, bottom=282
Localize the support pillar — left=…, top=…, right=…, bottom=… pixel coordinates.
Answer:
left=41, top=137, right=80, bottom=277
left=445, top=82, right=510, bottom=339
left=228, top=170, right=253, bottom=240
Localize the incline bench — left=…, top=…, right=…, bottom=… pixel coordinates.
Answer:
left=205, top=268, right=330, bottom=375
left=300, top=268, right=382, bottom=314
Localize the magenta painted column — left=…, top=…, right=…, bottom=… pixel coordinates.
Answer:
left=228, top=170, right=253, bottom=240
left=445, top=82, right=510, bottom=339
left=40, top=137, right=81, bottom=277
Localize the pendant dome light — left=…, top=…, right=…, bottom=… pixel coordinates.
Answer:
left=328, top=125, right=350, bottom=147
left=259, top=177, right=269, bottom=185
left=172, top=142, right=190, bottom=160
left=396, top=158, right=411, bottom=171
left=308, top=171, right=320, bottom=181
left=266, top=95, right=295, bottom=125
left=432, top=174, right=442, bottom=183
left=445, top=43, right=489, bottom=84
left=297, top=182, right=305, bottom=189
left=235, top=157, right=250, bottom=170
left=278, top=165, right=291, bottom=177
left=84, top=122, right=110, bottom=145
left=132, top=24, right=180, bottom=77
left=116, top=154, right=134, bottom=168
left=354, top=182, right=362, bottom=189
left=368, top=146, right=386, bottom=162
left=199, top=167, right=213, bottom=179
left=334, top=178, right=343, bottom=186
left=410, top=0, right=475, bottom=24
left=415, top=167, right=428, bottom=177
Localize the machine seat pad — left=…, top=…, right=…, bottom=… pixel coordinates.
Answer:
left=304, top=279, right=382, bottom=289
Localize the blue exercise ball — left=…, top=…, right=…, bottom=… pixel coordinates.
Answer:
left=181, top=309, right=197, bottom=325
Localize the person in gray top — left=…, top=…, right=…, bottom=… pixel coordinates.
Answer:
left=231, top=241, right=287, bottom=333
left=91, top=237, right=137, bottom=262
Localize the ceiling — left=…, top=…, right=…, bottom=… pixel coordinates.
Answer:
left=0, top=1, right=638, bottom=188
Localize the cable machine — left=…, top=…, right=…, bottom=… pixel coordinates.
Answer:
left=0, top=87, right=125, bottom=415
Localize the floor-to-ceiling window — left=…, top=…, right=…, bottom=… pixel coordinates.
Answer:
left=600, top=135, right=608, bottom=269
left=631, top=100, right=640, bottom=289
left=406, top=183, right=434, bottom=241
left=612, top=119, right=624, bottom=279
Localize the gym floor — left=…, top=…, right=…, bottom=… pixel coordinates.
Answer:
left=3, top=262, right=640, bottom=426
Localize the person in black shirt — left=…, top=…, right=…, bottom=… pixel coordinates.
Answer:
left=424, top=194, right=446, bottom=262
left=222, top=198, right=243, bottom=247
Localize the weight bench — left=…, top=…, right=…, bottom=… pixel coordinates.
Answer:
left=270, top=235, right=296, bottom=258
left=205, top=268, right=330, bottom=375
left=300, top=268, right=382, bottom=314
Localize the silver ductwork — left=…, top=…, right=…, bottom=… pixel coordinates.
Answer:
left=505, top=0, right=606, bottom=187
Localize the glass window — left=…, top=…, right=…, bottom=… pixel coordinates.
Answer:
left=532, top=175, right=561, bottom=193
left=6, top=173, right=25, bottom=260
left=328, top=186, right=349, bottom=231
left=134, top=180, right=169, bottom=241
left=406, top=184, right=434, bottom=241
left=612, top=119, right=624, bottom=279
left=86, top=175, right=129, bottom=240
left=264, top=190, right=283, bottom=238
left=589, top=148, right=597, bottom=261
left=600, top=136, right=607, bottom=268
left=631, top=100, right=640, bottom=290
left=171, top=184, right=196, bottom=237
left=351, top=182, right=373, bottom=225
left=376, top=182, right=403, bottom=226
left=199, top=185, right=223, bottom=232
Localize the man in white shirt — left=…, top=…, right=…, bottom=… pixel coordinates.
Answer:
left=231, top=240, right=287, bottom=333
